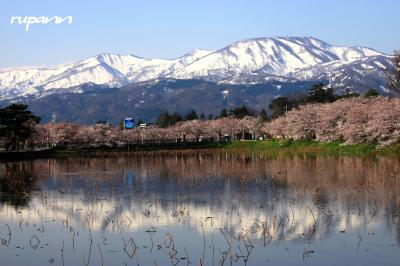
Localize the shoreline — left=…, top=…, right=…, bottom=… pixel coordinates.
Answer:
left=0, top=141, right=225, bottom=160
left=224, top=139, right=400, bottom=157
left=1, top=140, right=400, bottom=161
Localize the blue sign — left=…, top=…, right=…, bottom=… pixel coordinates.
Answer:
left=124, top=118, right=134, bottom=129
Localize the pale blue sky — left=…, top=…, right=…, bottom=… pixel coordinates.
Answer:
left=1, top=0, right=399, bottom=68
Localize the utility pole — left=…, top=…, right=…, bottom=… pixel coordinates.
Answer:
left=51, top=113, right=56, bottom=124
left=49, top=113, right=56, bottom=147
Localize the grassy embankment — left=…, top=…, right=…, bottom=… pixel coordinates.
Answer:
left=2, top=139, right=400, bottom=160
left=224, top=139, right=400, bottom=156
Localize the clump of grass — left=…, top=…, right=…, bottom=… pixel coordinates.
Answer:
left=223, top=139, right=399, bottom=157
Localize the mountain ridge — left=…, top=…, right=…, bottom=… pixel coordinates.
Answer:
left=0, top=36, right=392, bottom=100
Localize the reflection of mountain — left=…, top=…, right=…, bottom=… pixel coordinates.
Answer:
left=1, top=152, right=399, bottom=244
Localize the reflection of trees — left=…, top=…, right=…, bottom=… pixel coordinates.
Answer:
left=2, top=152, right=400, bottom=196
left=2, top=152, right=400, bottom=206
left=0, top=162, right=38, bottom=207
left=1, top=152, right=400, bottom=243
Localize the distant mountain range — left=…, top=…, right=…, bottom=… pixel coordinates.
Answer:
left=0, top=37, right=393, bottom=123
left=1, top=79, right=318, bottom=124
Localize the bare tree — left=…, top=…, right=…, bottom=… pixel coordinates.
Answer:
left=385, top=50, right=400, bottom=94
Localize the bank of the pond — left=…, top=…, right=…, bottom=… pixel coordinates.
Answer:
left=224, top=139, right=400, bottom=156
left=1, top=140, right=400, bottom=160
left=51, top=141, right=226, bottom=157
left=0, top=141, right=225, bottom=160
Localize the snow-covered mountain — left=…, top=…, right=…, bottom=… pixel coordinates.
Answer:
left=170, top=37, right=383, bottom=79
left=0, top=37, right=392, bottom=100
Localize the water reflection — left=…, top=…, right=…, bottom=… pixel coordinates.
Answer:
left=0, top=152, right=399, bottom=265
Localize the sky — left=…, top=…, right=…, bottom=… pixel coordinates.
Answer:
left=1, top=0, right=399, bottom=69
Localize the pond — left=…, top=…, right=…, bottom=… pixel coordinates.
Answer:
left=0, top=151, right=399, bottom=265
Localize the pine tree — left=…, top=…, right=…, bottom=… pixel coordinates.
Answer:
left=171, top=112, right=182, bottom=124
left=155, top=110, right=172, bottom=128
left=230, top=105, right=251, bottom=119
left=363, top=89, right=379, bottom=98
left=185, top=110, right=198, bottom=121
left=258, top=108, right=269, bottom=122
left=307, top=83, right=336, bottom=103
left=0, top=104, right=41, bottom=151
left=219, top=108, right=228, bottom=118
left=269, top=97, right=292, bottom=119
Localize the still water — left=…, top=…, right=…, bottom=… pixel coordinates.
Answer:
left=0, top=151, right=399, bottom=266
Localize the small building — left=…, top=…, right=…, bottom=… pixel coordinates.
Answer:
left=124, top=118, right=135, bottom=129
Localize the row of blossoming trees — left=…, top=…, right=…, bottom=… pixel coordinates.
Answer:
left=30, top=96, right=400, bottom=148
left=269, top=96, right=400, bottom=146
left=31, top=115, right=259, bottom=148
